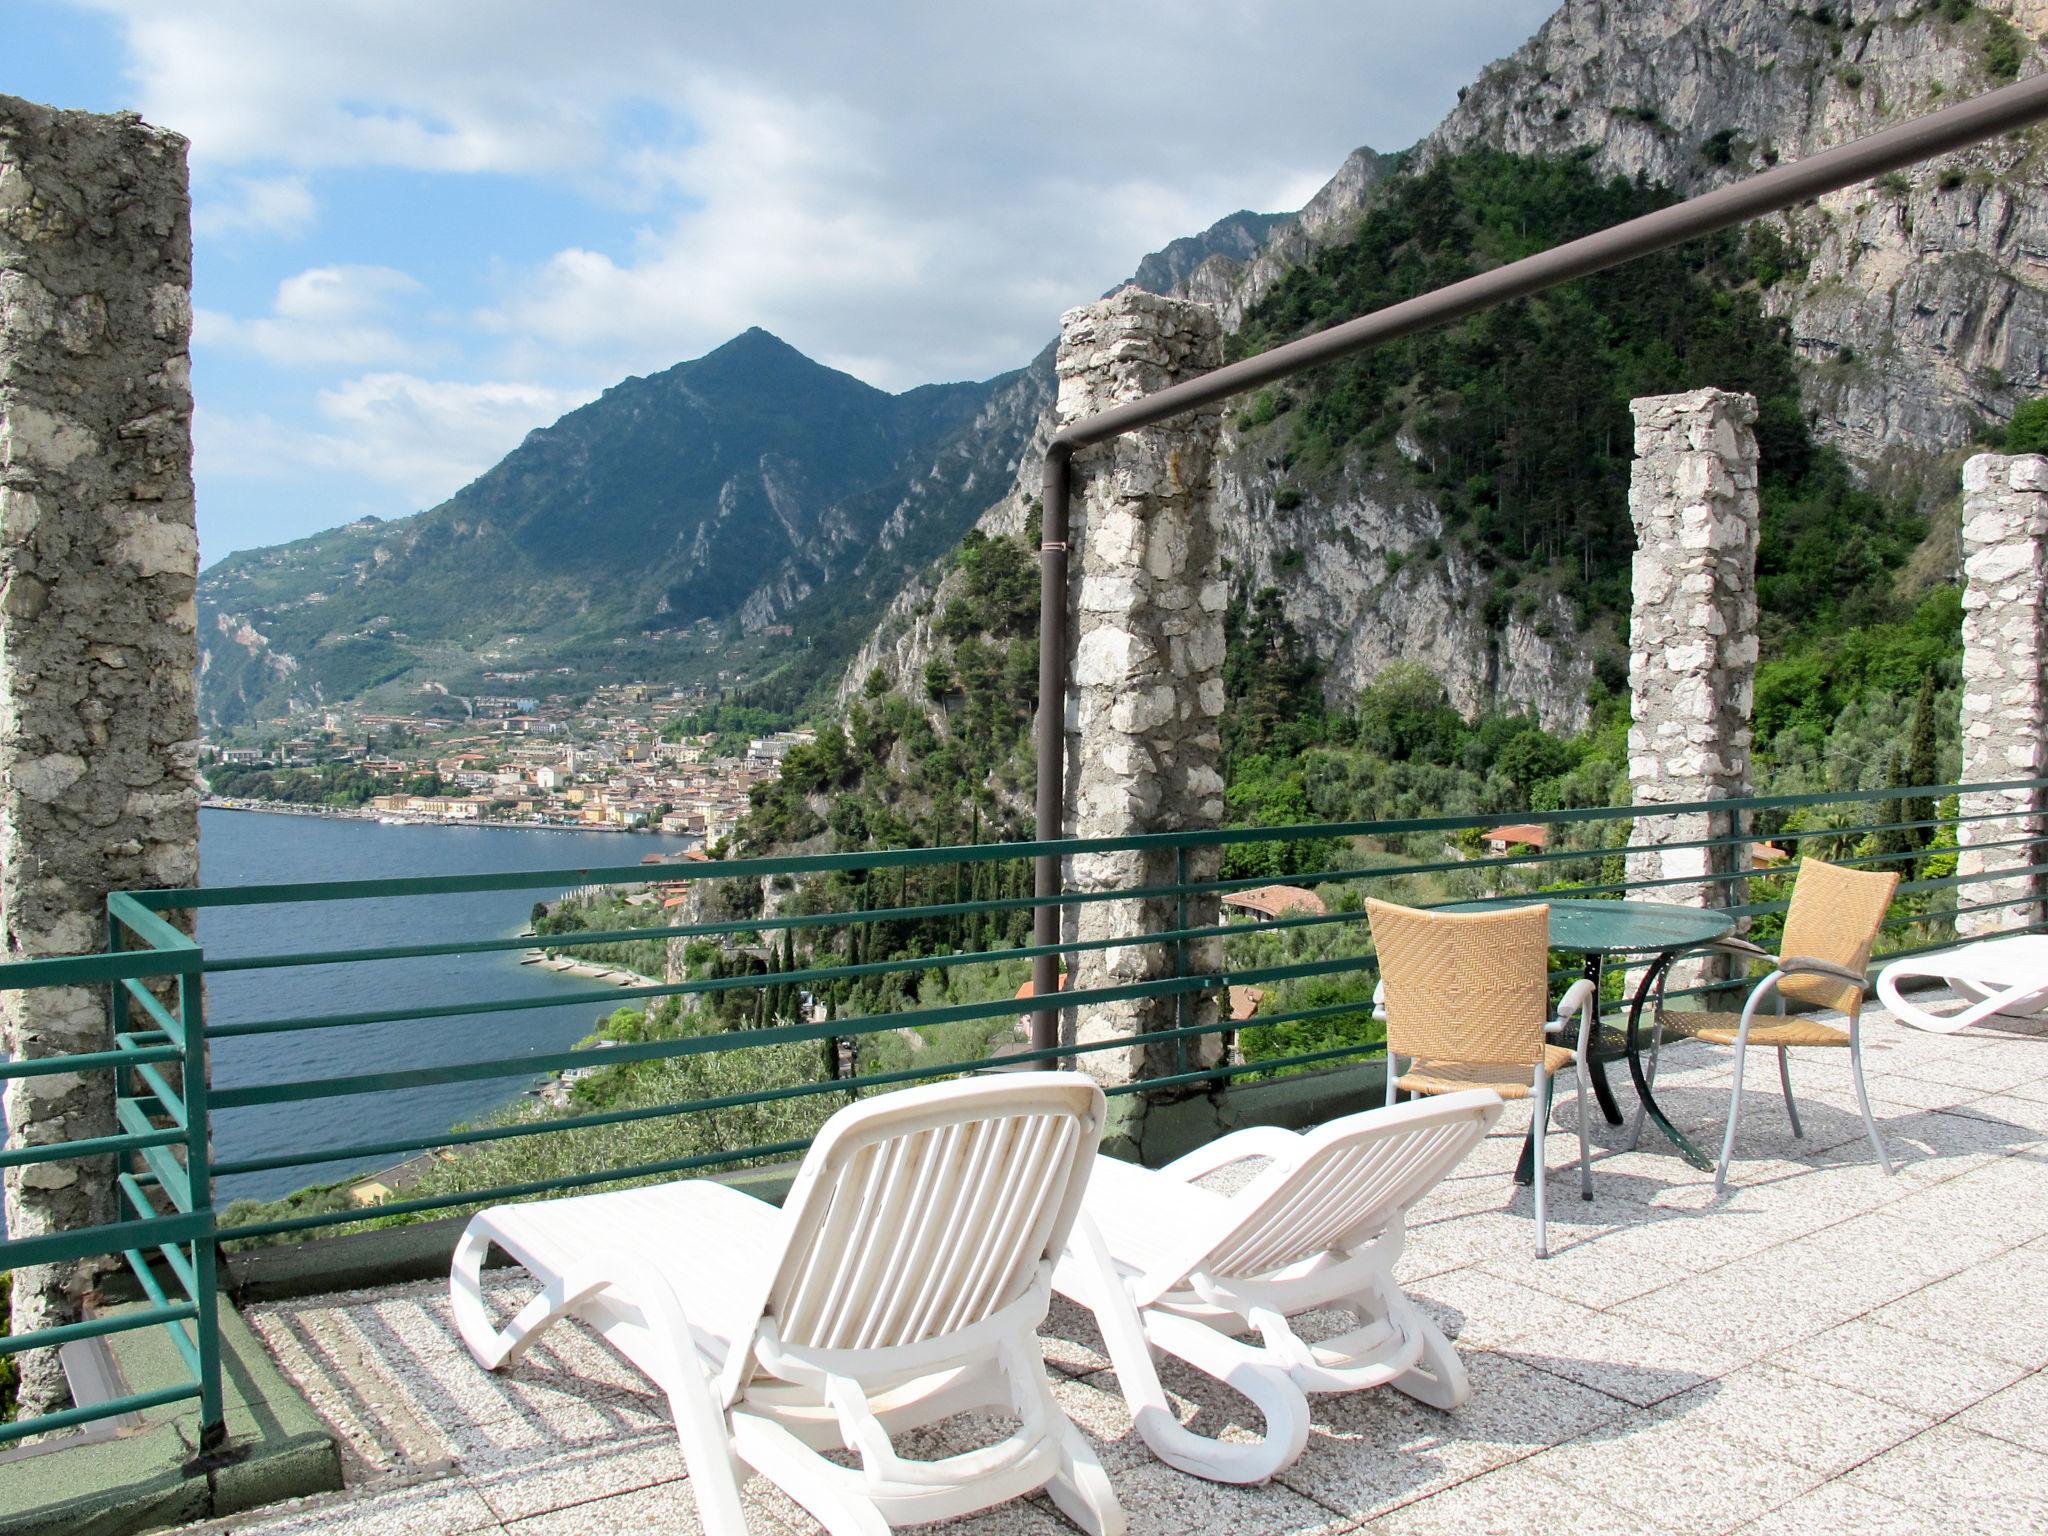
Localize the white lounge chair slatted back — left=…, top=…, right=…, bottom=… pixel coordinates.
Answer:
left=768, top=1076, right=1103, bottom=1353
left=1152, top=1091, right=1499, bottom=1293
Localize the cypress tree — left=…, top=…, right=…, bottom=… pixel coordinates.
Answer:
left=1905, top=675, right=1939, bottom=846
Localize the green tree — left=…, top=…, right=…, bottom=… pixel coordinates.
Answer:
left=2005, top=395, right=2048, bottom=454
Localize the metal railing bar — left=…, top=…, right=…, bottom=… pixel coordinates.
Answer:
left=107, top=891, right=200, bottom=957
left=206, top=972, right=1212, bottom=1107
left=216, top=1136, right=820, bottom=1241
left=0, top=945, right=195, bottom=992
left=0, top=1040, right=183, bottom=1080
left=127, top=1136, right=192, bottom=1211
left=185, top=808, right=2020, bottom=978
left=1106, top=1039, right=1386, bottom=1097
left=0, top=1383, right=202, bottom=1446
left=120, top=1245, right=204, bottom=1380
left=215, top=1000, right=1385, bottom=1177
left=123, top=1059, right=188, bottom=1130
left=0, top=1124, right=183, bottom=1171
left=0, top=1209, right=208, bottom=1271
left=131, top=777, right=2048, bottom=915
left=120, top=976, right=186, bottom=1043
left=219, top=1009, right=1387, bottom=1236
left=1052, top=79, right=2048, bottom=449
left=0, top=1302, right=197, bottom=1359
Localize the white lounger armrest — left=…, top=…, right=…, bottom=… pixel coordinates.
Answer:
left=1155, top=1125, right=1305, bottom=1184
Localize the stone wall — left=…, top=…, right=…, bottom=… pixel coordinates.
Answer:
left=1624, top=389, right=1760, bottom=917
left=1, top=95, right=199, bottom=1415
left=1055, top=292, right=1227, bottom=1093
left=1957, top=454, right=2048, bottom=936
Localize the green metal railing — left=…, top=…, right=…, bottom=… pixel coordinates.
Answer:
left=1, top=777, right=2042, bottom=1451
left=0, top=900, right=222, bottom=1449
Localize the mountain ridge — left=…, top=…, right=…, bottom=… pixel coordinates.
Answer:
left=197, top=328, right=1037, bottom=728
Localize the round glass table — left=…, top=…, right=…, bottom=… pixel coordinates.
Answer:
left=1440, top=897, right=1734, bottom=1173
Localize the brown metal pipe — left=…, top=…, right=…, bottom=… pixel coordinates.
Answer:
left=1028, top=72, right=2048, bottom=1068
left=1052, top=71, right=2048, bottom=453
left=1030, top=443, right=1072, bottom=1061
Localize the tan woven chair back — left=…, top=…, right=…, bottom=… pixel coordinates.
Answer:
left=1366, top=899, right=1550, bottom=1067
left=1777, top=858, right=1897, bottom=1014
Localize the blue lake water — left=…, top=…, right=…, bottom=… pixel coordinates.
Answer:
left=197, top=808, right=682, bottom=1201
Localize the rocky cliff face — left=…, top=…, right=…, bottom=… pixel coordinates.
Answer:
left=1414, top=0, right=2048, bottom=464
left=1214, top=452, right=1593, bottom=726
left=848, top=0, right=2048, bottom=735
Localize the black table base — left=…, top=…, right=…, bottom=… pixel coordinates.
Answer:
left=1513, top=951, right=1714, bottom=1186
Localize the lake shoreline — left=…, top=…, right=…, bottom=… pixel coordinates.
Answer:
left=202, top=796, right=693, bottom=838
left=198, top=809, right=682, bottom=1203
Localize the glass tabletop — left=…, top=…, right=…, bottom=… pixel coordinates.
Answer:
left=1438, top=896, right=1733, bottom=955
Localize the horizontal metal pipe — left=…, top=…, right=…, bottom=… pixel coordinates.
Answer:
left=122, top=777, right=2044, bottom=917
left=0, top=1383, right=201, bottom=1446
left=1052, top=74, right=2048, bottom=450
left=0, top=1302, right=197, bottom=1359
left=0, top=1209, right=208, bottom=1271
left=0, top=1125, right=183, bottom=1171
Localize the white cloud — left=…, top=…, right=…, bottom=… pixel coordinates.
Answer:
left=73, top=0, right=1563, bottom=553
left=197, top=264, right=429, bottom=369
left=197, top=373, right=593, bottom=504
left=193, top=173, right=316, bottom=238
left=80, top=0, right=1556, bottom=390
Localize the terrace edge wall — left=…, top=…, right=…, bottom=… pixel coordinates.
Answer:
left=1957, top=453, right=2048, bottom=936
left=1625, top=388, right=1760, bottom=927
left=1054, top=291, right=1228, bottom=1109
left=0, top=95, right=200, bottom=1416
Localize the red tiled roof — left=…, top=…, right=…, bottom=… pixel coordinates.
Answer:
left=1222, top=885, right=1327, bottom=920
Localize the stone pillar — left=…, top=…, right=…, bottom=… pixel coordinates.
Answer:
left=1055, top=292, right=1227, bottom=1097
left=1, top=96, right=199, bottom=1416
left=1625, top=389, right=1759, bottom=920
left=1956, top=454, right=2048, bottom=937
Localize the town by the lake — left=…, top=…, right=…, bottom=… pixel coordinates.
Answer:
left=203, top=678, right=807, bottom=845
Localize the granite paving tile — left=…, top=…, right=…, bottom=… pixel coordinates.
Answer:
left=1768, top=1319, right=2027, bottom=1416
left=1521, top=1415, right=1824, bottom=1533
left=1731, top=1477, right=1977, bottom=1536
left=1360, top=1456, right=1675, bottom=1536
left=1949, top=1367, right=2048, bottom=1455
left=1840, top=1423, right=2048, bottom=1531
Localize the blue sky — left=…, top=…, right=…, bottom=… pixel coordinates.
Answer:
left=8, top=0, right=1555, bottom=565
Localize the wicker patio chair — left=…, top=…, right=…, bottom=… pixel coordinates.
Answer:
left=1364, top=899, right=1596, bottom=1258
left=1628, top=857, right=1899, bottom=1193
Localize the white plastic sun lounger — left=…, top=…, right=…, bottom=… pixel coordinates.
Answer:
left=1876, top=934, right=2048, bottom=1033
left=1052, top=1089, right=1503, bottom=1486
left=451, top=1074, right=1125, bottom=1536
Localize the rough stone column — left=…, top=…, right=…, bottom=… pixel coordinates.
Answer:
left=1, top=96, right=199, bottom=1416
left=1624, top=389, right=1759, bottom=922
left=1055, top=291, right=1227, bottom=1097
left=1956, top=454, right=2048, bottom=936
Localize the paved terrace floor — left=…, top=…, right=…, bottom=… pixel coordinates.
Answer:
left=177, top=995, right=2048, bottom=1536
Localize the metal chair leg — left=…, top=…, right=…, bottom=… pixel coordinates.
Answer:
left=1714, top=1034, right=1749, bottom=1196
left=1574, top=1056, right=1593, bottom=1201
left=1627, top=1016, right=1665, bottom=1152
left=1531, top=1066, right=1550, bottom=1258
left=1849, top=1030, right=1893, bottom=1176
left=1777, top=1047, right=1803, bottom=1138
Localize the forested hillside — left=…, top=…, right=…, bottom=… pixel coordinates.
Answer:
left=731, top=148, right=1970, bottom=877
